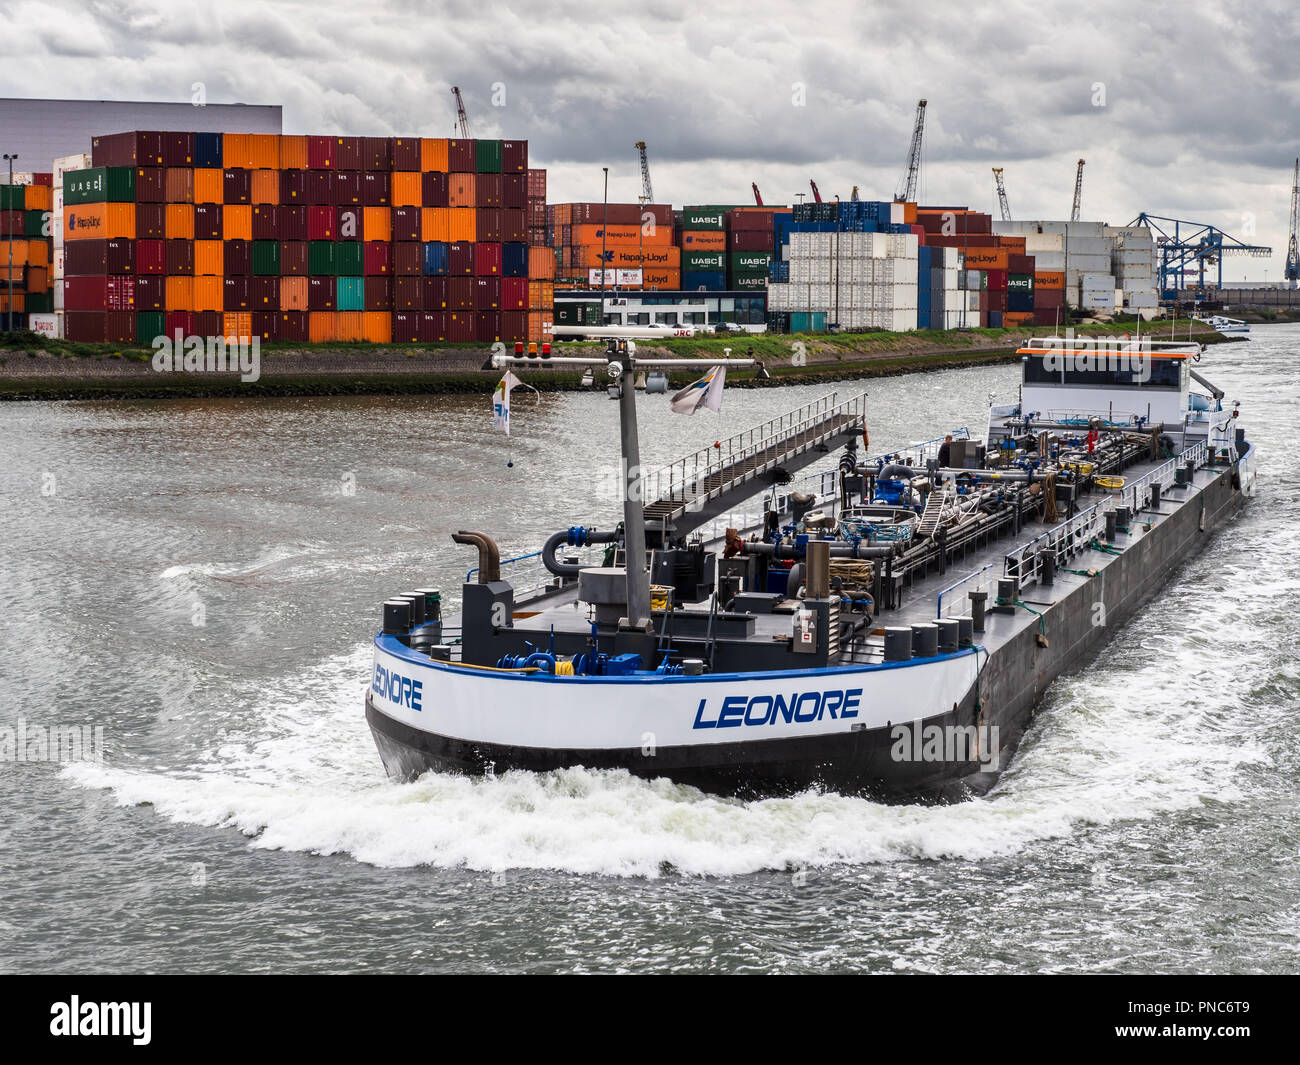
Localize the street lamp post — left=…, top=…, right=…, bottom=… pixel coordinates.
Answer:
left=3, top=153, right=15, bottom=332
left=600, top=167, right=609, bottom=324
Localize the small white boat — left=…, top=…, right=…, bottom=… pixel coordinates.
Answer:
left=1194, top=314, right=1250, bottom=335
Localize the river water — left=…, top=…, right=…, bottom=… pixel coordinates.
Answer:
left=2, top=327, right=1296, bottom=974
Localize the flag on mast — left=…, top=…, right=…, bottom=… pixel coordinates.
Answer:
left=493, top=371, right=522, bottom=434
left=670, top=364, right=727, bottom=415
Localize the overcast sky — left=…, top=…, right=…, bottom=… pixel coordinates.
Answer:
left=3, top=0, right=1297, bottom=279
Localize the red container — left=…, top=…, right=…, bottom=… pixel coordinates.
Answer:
left=474, top=242, right=502, bottom=276
left=447, top=139, right=475, bottom=172
left=223, top=277, right=250, bottom=311
left=476, top=174, right=503, bottom=208
left=502, top=174, right=526, bottom=209
left=333, top=171, right=361, bottom=206
left=446, top=276, right=474, bottom=310
left=195, top=310, right=223, bottom=337
left=134, top=274, right=164, bottom=311
left=162, top=132, right=194, bottom=167
left=474, top=311, right=501, bottom=343
left=447, top=241, right=473, bottom=275
left=105, top=275, right=135, bottom=311
left=277, top=311, right=308, bottom=341
left=308, top=206, right=335, bottom=241
left=164, top=310, right=195, bottom=338
left=987, top=269, right=1008, bottom=291
left=501, top=276, right=528, bottom=310
left=392, top=310, right=420, bottom=342
left=102, top=310, right=134, bottom=342
left=252, top=311, right=279, bottom=340
left=361, top=137, right=392, bottom=171
left=279, top=241, right=308, bottom=275
left=728, top=210, right=775, bottom=232
left=500, top=310, right=528, bottom=342
left=223, top=169, right=251, bottom=204
left=728, top=229, right=774, bottom=252
left=1008, top=253, right=1034, bottom=274
left=307, top=276, right=335, bottom=310
left=364, top=241, right=391, bottom=276
left=526, top=169, right=546, bottom=200
left=91, top=131, right=165, bottom=168
left=364, top=277, right=391, bottom=310
left=194, top=203, right=222, bottom=241
left=393, top=276, right=423, bottom=311
left=501, top=209, right=526, bottom=242
left=306, top=170, right=332, bottom=205
left=422, top=171, right=448, bottom=207
left=134, top=167, right=166, bottom=202
left=476, top=208, right=502, bottom=243
left=391, top=139, right=421, bottom=171
left=421, top=276, right=448, bottom=310
left=278, top=205, right=308, bottom=241
left=362, top=171, right=390, bottom=206
left=252, top=205, right=278, bottom=240
left=334, top=137, right=362, bottom=170
left=248, top=276, right=279, bottom=311
left=473, top=276, right=500, bottom=310
left=0, top=209, right=22, bottom=237
left=222, top=240, right=251, bottom=276
left=135, top=239, right=166, bottom=274
left=392, top=241, right=422, bottom=276
left=307, top=136, right=336, bottom=170
left=280, top=169, right=308, bottom=203
left=445, top=310, right=473, bottom=342
left=501, top=141, right=528, bottom=174
left=135, top=203, right=165, bottom=240
left=421, top=311, right=448, bottom=341
left=165, top=239, right=194, bottom=275
left=392, top=207, right=421, bottom=242
left=65, top=310, right=106, bottom=342
left=164, top=167, right=194, bottom=204
left=62, top=276, right=107, bottom=311
left=336, top=206, right=362, bottom=240
left=63, top=238, right=134, bottom=275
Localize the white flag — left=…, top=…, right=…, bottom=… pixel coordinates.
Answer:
left=670, top=364, right=726, bottom=415
left=493, top=371, right=521, bottom=434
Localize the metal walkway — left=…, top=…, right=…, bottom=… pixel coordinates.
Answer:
left=641, top=392, right=867, bottom=541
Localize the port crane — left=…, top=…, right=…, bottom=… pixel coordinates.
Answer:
left=894, top=98, right=927, bottom=203
left=809, top=180, right=823, bottom=204
left=850, top=185, right=860, bottom=202
left=1070, top=158, right=1085, bottom=221
left=451, top=87, right=472, bottom=138
left=751, top=182, right=763, bottom=206
left=1130, top=213, right=1271, bottom=293
left=992, top=167, right=1011, bottom=222
left=1286, top=157, right=1299, bottom=288
left=634, top=141, right=655, bottom=204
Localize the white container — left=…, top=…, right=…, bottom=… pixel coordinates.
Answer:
left=28, top=312, right=58, bottom=336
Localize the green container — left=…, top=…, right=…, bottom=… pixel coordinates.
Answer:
left=553, top=301, right=603, bottom=326
left=334, top=241, right=363, bottom=276
left=64, top=166, right=135, bottom=205
left=308, top=241, right=336, bottom=275
left=729, top=251, right=773, bottom=272
left=335, top=276, right=364, bottom=311
left=24, top=209, right=50, bottom=238
left=1008, top=273, right=1033, bottom=292
left=0, top=185, right=25, bottom=210
left=475, top=139, right=503, bottom=174
left=136, top=311, right=165, bottom=343
left=683, top=251, right=725, bottom=272
left=26, top=291, right=54, bottom=313
left=728, top=273, right=769, bottom=291
left=790, top=311, right=826, bottom=332
left=682, top=206, right=726, bottom=231
left=251, top=240, right=280, bottom=276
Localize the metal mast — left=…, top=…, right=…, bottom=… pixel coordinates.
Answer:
left=634, top=141, right=654, bottom=204
left=894, top=99, right=927, bottom=203
left=1285, top=157, right=1299, bottom=287
left=752, top=182, right=763, bottom=206
left=451, top=87, right=472, bottom=138
left=1070, top=158, right=1085, bottom=222
left=992, top=167, right=1011, bottom=222
left=809, top=180, right=822, bottom=204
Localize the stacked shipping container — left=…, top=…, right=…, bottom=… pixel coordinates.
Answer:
left=547, top=203, right=677, bottom=290
left=1, top=174, right=55, bottom=324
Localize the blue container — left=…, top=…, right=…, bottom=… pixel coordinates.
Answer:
left=773, top=213, right=793, bottom=248
left=422, top=241, right=448, bottom=275
left=1007, top=292, right=1033, bottom=313
left=918, top=285, right=932, bottom=312
left=502, top=242, right=529, bottom=278
left=335, top=276, right=364, bottom=311
left=681, top=270, right=726, bottom=291
left=989, top=310, right=1004, bottom=328
left=918, top=246, right=932, bottom=270
left=917, top=311, right=931, bottom=329
left=193, top=132, right=222, bottom=169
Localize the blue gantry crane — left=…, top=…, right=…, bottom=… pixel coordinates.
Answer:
left=1129, top=213, right=1271, bottom=295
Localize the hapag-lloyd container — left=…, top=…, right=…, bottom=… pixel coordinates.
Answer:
left=64, top=203, right=136, bottom=241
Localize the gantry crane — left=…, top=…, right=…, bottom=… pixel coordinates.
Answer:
left=751, top=183, right=763, bottom=206
left=634, top=141, right=654, bottom=204
left=1070, top=158, right=1085, bottom=222
left=992, top=167, right=1011, bottom=222
left=1130, top=213, right=1272, bottom=293
left=894, top=99, right=927, bottom=203
left=850, top=185, right=860, bottom=202
left=451, top=87, right=472, bottom=138
left=1285, top=158, right=1299, bottom=288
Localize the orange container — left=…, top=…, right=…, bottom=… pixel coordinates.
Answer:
left=194, top=240, right=223, bottom=276
left=551, top=204, right=572, bottom=226
left=421, top=207, right=447, bottom=242
left=278, top=135, right=308, bottom=170
left=165, top=276, right=194, bottom=311
left=28, top=240, right=48, bottom=268
left=224, top=204, right=252, bottom=242
left=363, top=311, right=391, bottom=343
left=336, top=311, right=365, bottom=342
left=280, top=276, right=308, bottom=311
left=962, top=248, right=1010, bottom=270
left=903, top=202, right=918, bottom=225
left=420, top=138, right=449, bottom=172
left=449, top=173, right=476, bottom=208
left=996, top=237, right=1027, bottom=251
left=3, top=242, right=30, bottom=267
left=573, top=245, right=679, bottom=269
left=527, top=310, right=554, bottom=343
left=680, top=230, right=725, bottom=250
left=528, top=246, right=555, bottom=279
left=194, top=168, right=224, bottom=205
left=363, top=207, right=392, bottom=242
left=1034, top=271, right=1065, bottom=291
left=248, top=135, right=279, bottom=170
left=250, top=169, right=280, bottom=205
left=24, top=184, right=52, bottom=212
left=165, top=167, right=194, bottom=203
left=447, top=208, right=476, bottom=242
left=0, top=293, right=25, bottom=313
left=222, top=312, right=253, bottom=339
left=570, top=224, right=672, bottom=247
left=165, top=203, right=195, bottom=240
left=1004, top=311, right=1035, bottom=326
left=193, top=276, right=223, bottom=312
left=65, top=202, right=135, bottom=241
left=25, top=265, right=49, bottom=292
left=309, top=311, right=338, bottom=343
left=223, top=133, right=251, bottom=169
left=642, top=269, right=680, bottom=288
left=391, top=172, right=421, bottom=207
